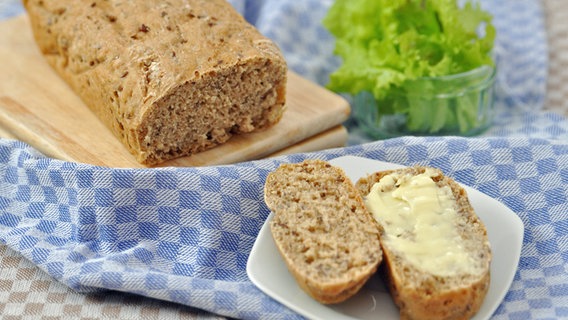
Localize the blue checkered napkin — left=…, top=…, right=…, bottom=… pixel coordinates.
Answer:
left=0, top=140, right=300, bottom=319
left=1, top=136, right=568, bottom=319
left=489, top=0, right=547, bottom=111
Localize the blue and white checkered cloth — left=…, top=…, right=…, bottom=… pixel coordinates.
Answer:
left=1, top=0, right=568, bottom=319
left=1, top=136, right=567, bottom=319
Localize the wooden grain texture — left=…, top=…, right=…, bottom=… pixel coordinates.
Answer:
left=0, top=15, right=350, bottom=168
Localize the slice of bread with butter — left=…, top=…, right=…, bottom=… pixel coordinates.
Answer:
left=356, top=166, right=492, bottom=320
left=263, top=161, right=491, bottom=318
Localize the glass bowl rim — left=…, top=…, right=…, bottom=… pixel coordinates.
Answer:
left=395, top=65, right=497, bottom=97
left=412, top=64, right=496, bottom=82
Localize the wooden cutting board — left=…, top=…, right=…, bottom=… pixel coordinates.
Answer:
left=0, top=15, right=350, bottom=168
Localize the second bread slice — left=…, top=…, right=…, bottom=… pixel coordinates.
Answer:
left=356, top=166, right=492, bottom=320
left=264, top=159, right=383, bottom=304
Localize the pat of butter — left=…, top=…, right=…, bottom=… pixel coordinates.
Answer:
left=365, top=170, right=475, bottom=276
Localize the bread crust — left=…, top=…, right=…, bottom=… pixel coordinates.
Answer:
left=264, top=160, right=383, bottom=304
left=23, top=0, right=287, bottom=165
left=356, top=166, right=491, bottom=320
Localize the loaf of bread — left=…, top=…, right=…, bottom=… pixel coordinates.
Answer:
left=23, top=0, right=287, bottom=165
left=356, top=166, right=491, bottom=320
left=264, top=160, right=383, bottom=304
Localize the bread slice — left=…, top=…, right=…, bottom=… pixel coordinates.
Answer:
left=356, top=166, right=491, bottom=320
left=24, top=0, right=287, bottom=165
left=264, top=159, right=383, bottom=304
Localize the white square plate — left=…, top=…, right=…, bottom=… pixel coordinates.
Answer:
left=247, top=156, right=524, bottom=320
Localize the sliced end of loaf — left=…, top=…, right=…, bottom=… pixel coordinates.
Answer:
left=265, top=159, right=383, bottom=304
left=138, top=57, right=287, bottom=165
left=356, top=166, right=492, bottom=320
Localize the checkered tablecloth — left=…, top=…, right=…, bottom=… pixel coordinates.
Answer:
left=1, top=0, right=568, bottom=319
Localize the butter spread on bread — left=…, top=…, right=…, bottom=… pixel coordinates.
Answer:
left=264, top=160, right=383, bottom=304
left=357, top=166, right=491, bottom=320
left=24, top=0, right=287, bottom=165
left=366, top=168, right=481, bottom=277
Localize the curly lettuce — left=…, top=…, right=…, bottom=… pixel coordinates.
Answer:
left=324, top=0, right=496, bottom=135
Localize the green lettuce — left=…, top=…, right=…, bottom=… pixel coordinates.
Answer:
left=323, top=0, right=496, bottom=135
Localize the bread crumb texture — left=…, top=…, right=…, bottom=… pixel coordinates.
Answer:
left=357, top=166, right=492, bottom=320
left=264, top=160, right=382, bottom=304
left=24, top=0, right=287, bottom=165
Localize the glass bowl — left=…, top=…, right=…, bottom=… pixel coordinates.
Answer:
left=352, top=65, right=497, bottom=139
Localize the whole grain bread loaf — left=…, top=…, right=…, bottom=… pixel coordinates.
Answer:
left=356, top=166, right=492, bottom=320
left=23, top=0, right=287, bottom=165
left=264, top=159, right=383, bottom=304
